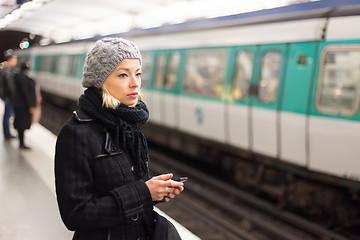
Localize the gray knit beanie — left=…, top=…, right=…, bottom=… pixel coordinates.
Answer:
left=82, top=37, right=142, bottom=88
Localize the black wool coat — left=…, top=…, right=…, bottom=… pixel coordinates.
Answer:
left=55, top=109, right=166, bottom=240
left=13, top=72, right=36, bottom=131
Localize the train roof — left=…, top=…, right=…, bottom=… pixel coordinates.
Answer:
left=16, top=0, right=360, bottom=49
left=53, top=0, right=360, bottom=45
left=122, top=0, right=360, bottom=37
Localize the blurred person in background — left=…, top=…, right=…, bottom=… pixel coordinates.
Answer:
left=32, top=76, right=42, bottom=124
left=13, top=61, right=37, bottom=150
left=55, top=37, right=183, bottom=240
left=0, top=50, right=18, bottom=140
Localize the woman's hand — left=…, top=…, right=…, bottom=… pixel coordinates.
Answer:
left=146, top=173, right=184, bottom=202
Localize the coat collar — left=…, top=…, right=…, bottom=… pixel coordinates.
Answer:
left=73, top=109, right=122, bottom=156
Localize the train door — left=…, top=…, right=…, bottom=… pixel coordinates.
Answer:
left=279, top=42, right=317, bottom=166
left=162, top=50, right=184, bottom=128
left=308, top=42, right=360, bottom=178
left=151, top=51, right=167, bottom=124
left=178, top=47, right=229, bottom=142
left=140, top=51, right=155, bottom=119
left=151, top=50, right=183, bottom=127
left=227, top=46, right=257, bottom=149
left=250, top=44, right=288, bottom=158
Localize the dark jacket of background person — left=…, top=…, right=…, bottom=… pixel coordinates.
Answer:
left=0, top=64, right=16, bottom=100
left=55, top=108, right=158, bottom=240
left=13, top=68, right=36, bottom=131
left=1, top=53, right=18, bottom=139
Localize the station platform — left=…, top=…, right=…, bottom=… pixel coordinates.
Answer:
left=0, top=103, right=200, bottom=240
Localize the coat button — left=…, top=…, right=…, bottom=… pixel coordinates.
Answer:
left=131, top=166, right=135, bottom=173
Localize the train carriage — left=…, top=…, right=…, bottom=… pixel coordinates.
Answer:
left=135, top=12, right=360, bottom=182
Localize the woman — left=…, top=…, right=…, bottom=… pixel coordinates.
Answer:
left=55, top=37, right=184, bottom=240
left=13, top=61, right=36, bottom=149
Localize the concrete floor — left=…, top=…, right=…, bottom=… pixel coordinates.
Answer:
left=0, top=102, right=73, bottom=240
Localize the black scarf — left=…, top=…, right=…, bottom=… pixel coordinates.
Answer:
left=78, top=87, right=149, bottom=178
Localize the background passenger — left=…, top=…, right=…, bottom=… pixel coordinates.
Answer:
left=0, top=50, right=18, bottom=140
left=13, top=61, right=37, bottom=150
left=32, top=81, right=42, bottom=124
left=55, top=37, right=183, bottom=240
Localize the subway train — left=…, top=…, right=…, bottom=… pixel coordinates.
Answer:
left=16, top=0, right=360, bottom=229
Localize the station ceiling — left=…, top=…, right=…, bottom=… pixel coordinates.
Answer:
left=0, top=0, right=310, bottom=43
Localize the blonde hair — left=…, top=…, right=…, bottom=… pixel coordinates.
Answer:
left=101, top=84, right=141, bottom=109
left=101, top=84, right=121, bottom=109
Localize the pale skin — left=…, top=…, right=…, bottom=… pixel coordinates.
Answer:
left=104, top=58, right=184, bottom=202
left=7, top=55, right=18, bottom=68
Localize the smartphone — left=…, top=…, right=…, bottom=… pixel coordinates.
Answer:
left=174, top=177, right=188, bottom=183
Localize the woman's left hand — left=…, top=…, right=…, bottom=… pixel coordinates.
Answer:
left=146, top=173, right=184, bottom=202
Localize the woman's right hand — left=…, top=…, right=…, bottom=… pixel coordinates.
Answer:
left=146, top=173, right=184, bottom=202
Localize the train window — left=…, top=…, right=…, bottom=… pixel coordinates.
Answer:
left=232, top=51, right=253, bottom=100
left=37, top=55, right=54, bottom=73
left=164, top=53, right=180, bottom=90
left=58, top=56, right=70, bottom=75
left=36, top=56, right=44, bottom=72
left=141, top=52, right=152, bottom=88
left=258, top=51, right=281, bottom=103
left=154, top=53, right=166, bottom=88
left=35, top=56, right=43, bottom=72
left=69, top=55, right=80, bottom=77
left=317, top=46, right=360, bottom=116
left=183, top=49, right=227, bottom=98
left=50, top=56, right=59, bottom=74
left=297, top=55, right=307, bottom=65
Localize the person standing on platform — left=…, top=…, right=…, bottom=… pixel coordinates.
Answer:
left=13, top=61, right=37, bottom=150
left=32, top=79, right=42, bottom=124
left=0, top=50, right=18, bottom=140
left=55, top=37, right=184, bottom=240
